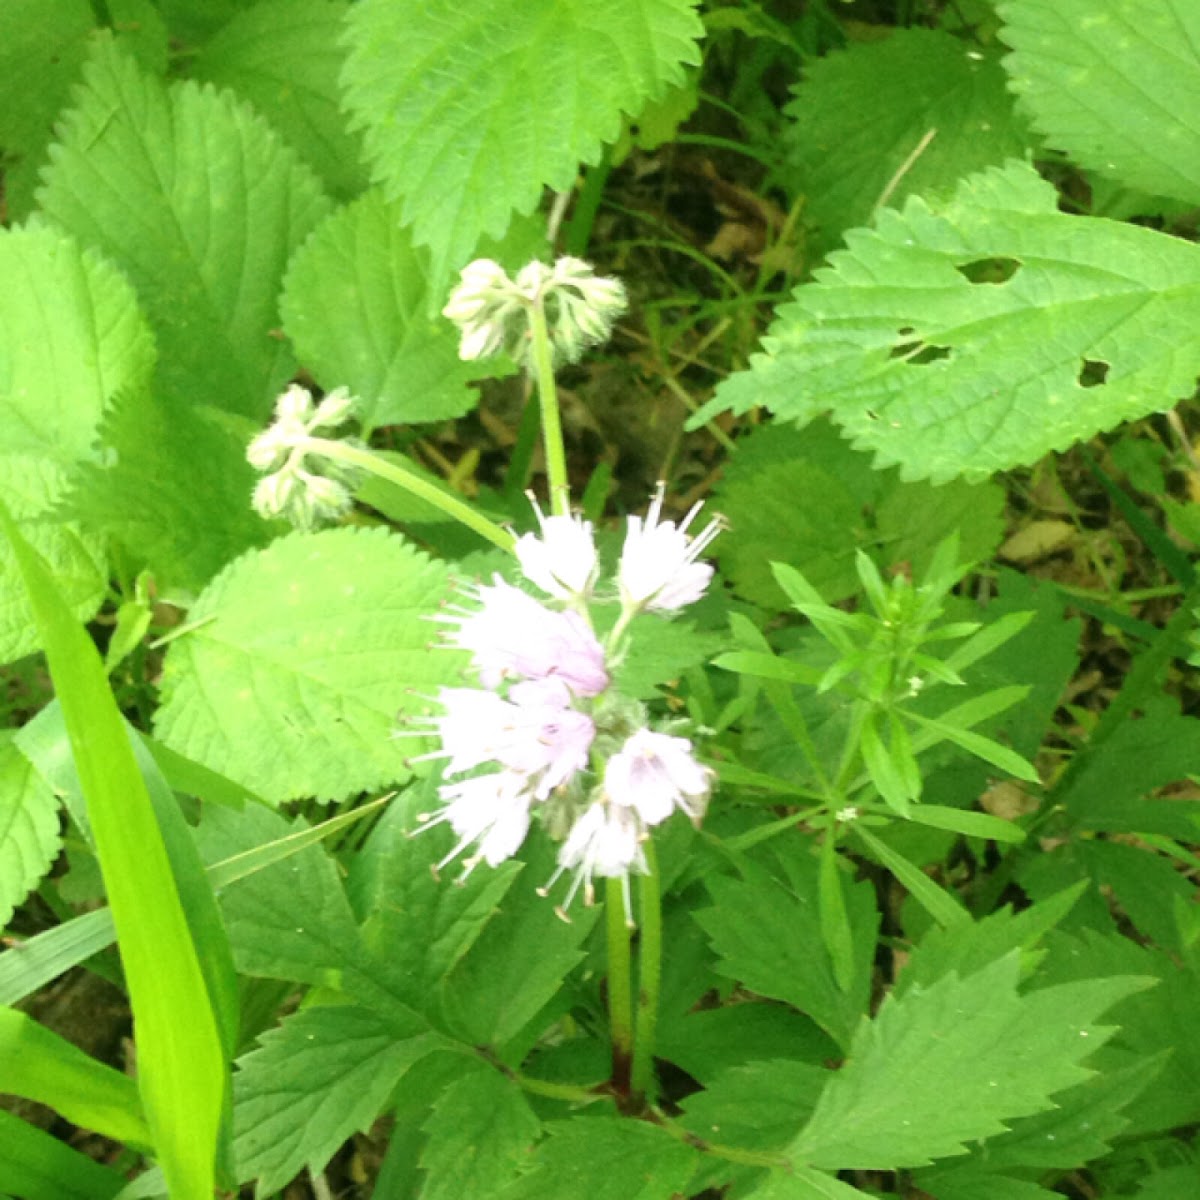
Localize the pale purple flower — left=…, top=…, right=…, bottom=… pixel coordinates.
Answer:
left=439, top=576, right=608, bottom=697
left=513, top=499, right=598, bottom=601
left=619, top=485, right=721, bottom=612
left=424, top=771, right=535, bottom=875
left=540, top=802, right=647, bottom=913
left=605, top=728, right=713, bottom=825
left=419, top=680, right=594, bottom=798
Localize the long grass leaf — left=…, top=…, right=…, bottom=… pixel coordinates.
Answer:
left=0, top=499, right=224, bottom=1200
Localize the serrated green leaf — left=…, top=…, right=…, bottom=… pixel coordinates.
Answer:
left=499, top=1117, right=700, bottom=1200
left=280, top=189, right=485, bottom=429
left=680, top=1059, right=825, bottom=1151
left=194, top=802, right=367, bottom=994
left=695, top=847, right=879, bottom=1052
left=0, top=457, right=108, bottom=667
left=978, top=1056, right=1161, bottom=1169
left=743, top=1166, right=875, bottom=1200
left=341, top=0, right=703, bottom=277
left=998, top=0, right=1200, bottom=206
left=789, top=954, right=1150, bottom=1169
left=898, top=882, right=1087, bottom=994
left=155, top=527, right=454, bottom=802
left=67, top=392, right=278, bottom=595
left=232, top=1001, right=437, bottom=1194
left=612, top=615, right=725, bottom=700
left=38, top=38, right=332, bottom=419
left=0, top=0, right=167, bottom=218
left=693, top=160, right=1200, bottom=482
left=0, top=733, right=61, bottom=929
left=0, top=225, right=155, bottom=466
left=1057, top=694, right=1200, bottom=840
left=0, top=795, right=387, bottom=1009
left=419, top=1064, right=540, bottom=1200
left=1079, top=838, right=1196, bottom=952
left=656, top=1003, right=838, bottom=1085
left=714, top=422, right=1005, bottom=609
left=348, top=789, right=521, bottom=1022
left=912, top=1164, right=1058, bottom=1200
left=782, top=28, right=1031, bottom=255
left=1033, top=930, right=1200, bottom=1134
left=191, top=0, right=368, bottom=196
left=443, top=831, right=598, bottom=1050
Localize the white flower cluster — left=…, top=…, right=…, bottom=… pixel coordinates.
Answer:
left=246, top=385, right=360, bottom=529
left=442, top=256, right=628, bottom=366
left=412, top=488, right=721, bottom=915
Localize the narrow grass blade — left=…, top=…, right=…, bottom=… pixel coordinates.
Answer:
left=0, top=1006, right=151, bottom=1147
left=0, top=499, right=224, bottom=1200
left=0, top=1108, right=126, bottom=1200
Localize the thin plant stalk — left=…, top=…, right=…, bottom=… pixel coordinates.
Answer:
left=605, top=877, right=635, bottom=1100
left=630, top=839, right=662, bottom=1105
left=303, top=437, right=515, bottom=553
left=526, top=298, right=571, bottom=517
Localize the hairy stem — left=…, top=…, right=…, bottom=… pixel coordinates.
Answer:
left=526, top=298, right=571, bottom=516
left=630, top=840, right=662, bottom=1105
left=605, top=876, right=634, bottom=1101
left=304, top=437, right=514, bottom=553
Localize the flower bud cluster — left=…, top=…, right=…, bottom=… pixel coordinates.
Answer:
left=442, top=256, right=628, bottom=366
left=411, top=490, right=721, bottom=915
left=246, top=385, right=361, bottom=530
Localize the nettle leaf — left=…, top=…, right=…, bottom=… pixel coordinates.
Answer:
left=913, top=1164, right=1058, bottom=1200
left=280, top=190, right=485, bottom=430
left=782, top=27, right=1031, bottom=255
left=191, top=0, right=369, bottom=197
left=998, top=0, right=1200, bottom=207
left=0, top=457, right=107, bottom=667
left=656, top=1002, right=839, bottom=1085
left=899, top=883, right=1086, bottom=994
left=0, top=732, right=61, bottom=929
left=419, top=1063, right=540, bottom=1200
left=681, top=1059, right=826, bottom=1151
left=613, top=616, right=726, bottom=700
left=693, top=160, right=1200, bottom=483
left=194, top=802, right=365, bottom=992
left=155, top=527, right=455, bottom=802
left=1058, top=694, right=1200, bottom=840
left=499, top=1117, right=700, bottom=1200
left=0, top=0, right=166, bottom=218
left=443, top=830, right=598, bottom=1050
left=38, top=38, right=332, bottom=419
left=713, top=420, right=1004, bottom=608
left=67, top=391, right=278, bottom=595
left=232, top=1001, right=437, bottom=1195
left=789, top=954, right=1150, bottom=1170
left=0, top=225, right=155, bottom=467
left=1034, top=930, right=1200, bottom=1135
left=977, top=1057, right=1161, bottom=1169
left=696, top=847, right=879, bottom=1052
left=341, top=0, right=703, bottom=276
left=348, top=790, right=522, bottom=1021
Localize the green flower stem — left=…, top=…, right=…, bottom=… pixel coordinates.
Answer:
left=630, top=839, right=662, bottom=1104
left=527, top=298, right=571, bottom=517
left=605, top=876, right=635, bottom=1099
left=304, top=437, right=515, bottom=553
